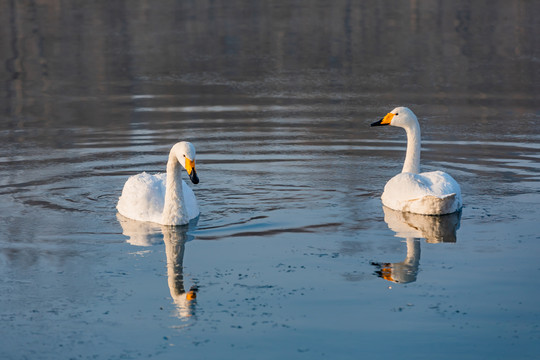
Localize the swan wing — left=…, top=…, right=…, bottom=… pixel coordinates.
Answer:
left=117, top=172, right=166, bottom=224
left=382, top=171, right=462, bottom=215
left=421, top=171, right=462, bottom=199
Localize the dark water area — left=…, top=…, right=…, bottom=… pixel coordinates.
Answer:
left=1, top=1, right=539, bottom=359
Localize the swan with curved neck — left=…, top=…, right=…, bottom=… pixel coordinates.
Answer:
left=117, top=141, right=200, bottom=225
left=116, top=214, right=199, bottom=317
left=371, top=107, right=462, bottom=215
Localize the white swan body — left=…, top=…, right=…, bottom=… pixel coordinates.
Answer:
left=117, top=141, right=200, bottom=225
left=372, top=107, right=462, bottom=215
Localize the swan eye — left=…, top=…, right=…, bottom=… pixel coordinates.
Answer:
left=395, top=113, right=399, bottom=116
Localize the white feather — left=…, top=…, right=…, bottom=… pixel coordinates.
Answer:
left=117, top=142, right=200, bottom=225
left=375, top=107, right=463, bottom=215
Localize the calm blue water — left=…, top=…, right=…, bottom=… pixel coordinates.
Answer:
left=1, top=1, right=539, bottom=359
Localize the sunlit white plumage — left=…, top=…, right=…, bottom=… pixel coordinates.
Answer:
left=371, top=107, right=462, bottom=215
left=117, top=141, right=200, bottom=225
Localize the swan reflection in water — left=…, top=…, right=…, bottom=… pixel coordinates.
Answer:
left=372, top=207, right=461, bottom=284
left=117, top=214, right=199, bottom=318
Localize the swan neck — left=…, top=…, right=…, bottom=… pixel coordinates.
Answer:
left=404, top=238, right=421, bottom=266
left=402, top=122, right=421, bottom=174
left=162, top=153, right=187, bottom=225
left=164, top=229, right=186, bottom=296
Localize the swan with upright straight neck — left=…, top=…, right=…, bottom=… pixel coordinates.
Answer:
left=117, top=141, right=200, bottom=225
left=371, top=107, right=462, bottom=215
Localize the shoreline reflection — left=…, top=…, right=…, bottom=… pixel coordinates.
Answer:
left=372, top=207, right=461, bottom=284
left=117, top=214, right=199, bottom=319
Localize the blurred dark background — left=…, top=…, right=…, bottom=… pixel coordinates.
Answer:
left=1, top=0, right=538, bottom=128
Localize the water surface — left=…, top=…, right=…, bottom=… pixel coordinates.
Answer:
left=1, top=1, right=539, bottom=359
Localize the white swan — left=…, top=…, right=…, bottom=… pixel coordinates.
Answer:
left=371, top=107, right=462, bottom=215
left=163, top=226, right=198, bottom=319
left=117, top=214, right=199, bottom=318
left=117, top=141, right=200, bottom=225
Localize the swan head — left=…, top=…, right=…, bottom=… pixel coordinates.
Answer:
left=371, top=107, right=417, bottom=129
left=172, top=141, right=199, bottom=184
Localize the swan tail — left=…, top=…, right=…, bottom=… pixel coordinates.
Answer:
left=404, top=193, right=461, bottom=215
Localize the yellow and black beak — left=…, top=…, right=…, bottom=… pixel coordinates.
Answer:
left=379, top=265, right=397, bottom=283
left=371, top=112, right=395, bottom=127
left=185, top=158, right=199, bottom=184
left=186, top=285, right=198, bottom=301
left=186, top=290, right=197, bottom=301
left=372, top=262, right=397, bottom=283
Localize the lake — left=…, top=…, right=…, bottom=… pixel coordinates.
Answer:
left=1, top=1, right=539, bottom=359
